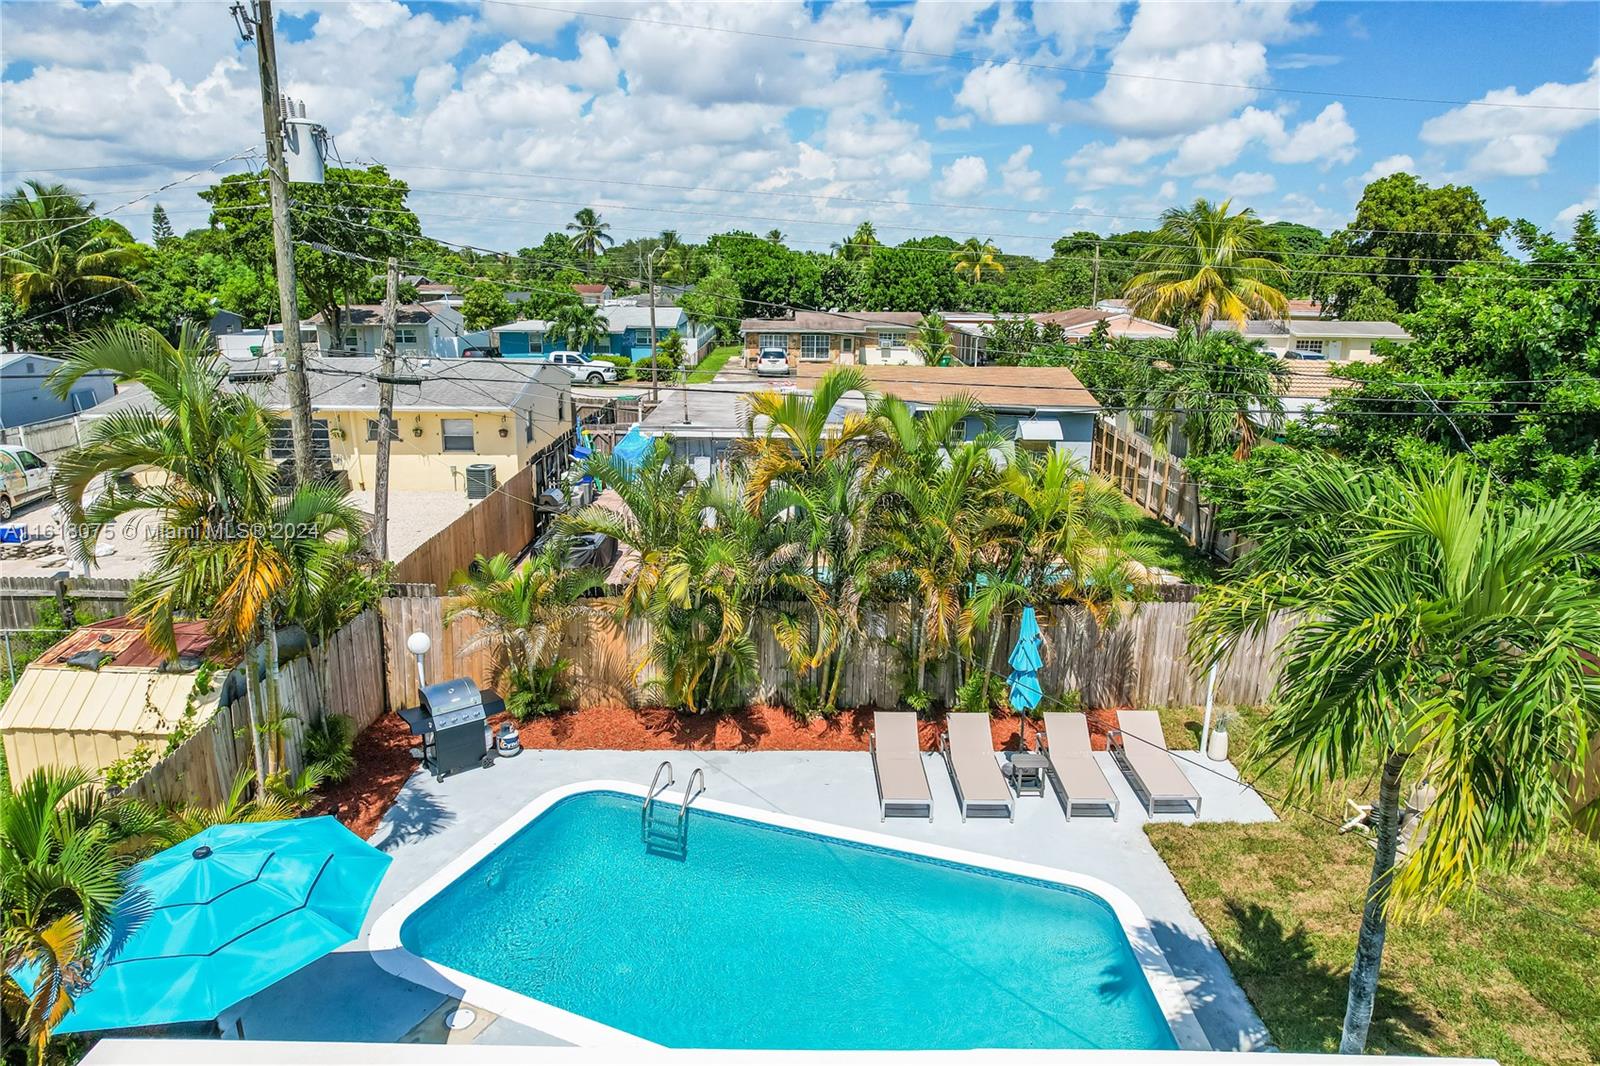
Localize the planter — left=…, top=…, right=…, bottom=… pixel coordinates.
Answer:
left=1207, top=723, right=1230, bottom=762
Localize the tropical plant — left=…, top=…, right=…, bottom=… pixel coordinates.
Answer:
left=1134, top=327, right=1291, bottom=459
left=566, top=207, right=613, bottom=262
left=950, top=238, right=1005, bottom=284
left=1, top=180, right=146, bottom=335
left=1192, top=457, right=1600, bottom=1054
left=446, top=545, right=605, bottom=717
left=765, top=229, right=785, bottom=244
left=834, top=221, right=879, bottom=262
left=160, top=770, right=297, bottom=844
left=908, top=312, right=953, bottom=366
left=303, top=713, right=356, bottom=784
left=654, top=329, right=686, bottom=370
left=0, top=766, right=164, bottom=1062
left=1125, top=197, right=1289, bottom=329
left=263, top=764, right=328, bottom=812
left=549, top=299, right=610, bottom=352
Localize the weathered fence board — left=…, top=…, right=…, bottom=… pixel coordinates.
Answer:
left=1092, top=418, right=1245, bottom=564
left=0, top=576, right=132, bottom=628
left=123, top=609, right=386, bottom=808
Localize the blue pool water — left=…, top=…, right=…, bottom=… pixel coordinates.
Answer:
left=400, top=791, right=1177, bottom=1050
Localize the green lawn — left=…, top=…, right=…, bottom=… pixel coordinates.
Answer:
left=1120, top=501, right=1219, bottom=584
left=686, top=344, right=739, bottom=384
left=1145, top=705, right=1600, bottom=1065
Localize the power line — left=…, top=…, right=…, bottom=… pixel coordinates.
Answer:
left=487, top=1, right=1600, bottom=115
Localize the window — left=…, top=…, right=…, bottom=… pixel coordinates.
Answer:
left=1292, top=339, right=1325, bottom=358
left=800, top=334, right=831, bottom=361
left=525, top=412, right=534, bottom=443
left=268, top=418, right=331, bottom=460
left=441, top=417, right=475, bottom=452
left=758, top=333, right=788, bottom=351
left=366, top=418, right=400, bottom=442
left=877, top=331, right=907, bottom=352
left=17, top=450, right=45, bottom=471
left=394, top=327, right=419, bottom=345
left=270, top=327, right=317, bottom=346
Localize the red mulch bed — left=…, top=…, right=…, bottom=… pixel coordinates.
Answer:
left=312, top=704, right=1125, bottom=840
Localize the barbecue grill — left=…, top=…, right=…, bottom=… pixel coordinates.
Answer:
left=412, top=678, right=494, bottom=780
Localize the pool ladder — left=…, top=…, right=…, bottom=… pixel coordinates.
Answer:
left=641, top=760, right=705, bottom=859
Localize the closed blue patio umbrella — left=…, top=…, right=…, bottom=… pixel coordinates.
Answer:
left=1007, top=606, right=1045, bottom=746
left=53, top=816, right=390, bottom=1034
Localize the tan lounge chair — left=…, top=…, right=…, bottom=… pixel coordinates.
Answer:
left=1106, top=710, right=1202, bottom=817
left=1038, top=712, right=1120, bottom=821
left=939, top=713, right=1015, bottom=822
left=870, top=711, right=933, bottom=821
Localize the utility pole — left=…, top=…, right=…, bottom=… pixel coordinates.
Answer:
left=236, top=0, right=315, bottom=482
left=1091, top=240, right=1101, bottom=307
left=642, top=248, right=660, bottom=404
left=372, top=257, right=399, bottom=560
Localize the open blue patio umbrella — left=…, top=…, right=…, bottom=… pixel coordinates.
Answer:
left=52, top=816, right=390, bottom=1034
left=1007, top=606, right=1045, bottom=745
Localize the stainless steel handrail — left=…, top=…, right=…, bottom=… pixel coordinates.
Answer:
left=677, top=767, right=706, bottom=827
left=642, top=759, right=674, bottom=835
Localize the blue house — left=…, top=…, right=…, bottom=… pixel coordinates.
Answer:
left=491, top=303, right=714, bottom=362
left=0, top=353, right=115, bottom=430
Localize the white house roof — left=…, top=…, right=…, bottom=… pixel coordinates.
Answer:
left=599, top=303, right=689, bottom=331
left=1285, top=320, right=1411, bottom=341
left=495, top=319, right=553, bottom=333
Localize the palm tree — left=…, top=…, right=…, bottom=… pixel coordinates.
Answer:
left=765, top=229, right=785, bottom=244
left=1136, top=328, right=1290, bottom=459
left=738, top=366, right=883, bottom=504
left=566, top=207, right=613, bottom=262
left=445, top=544, right=605, bottom=719
left=549, top=299, right=610, bottom=352
left=951, top=238, right=1005, bottom=284
left=1125, top=197, right=1288, bottom=330
left=834, top=221, right=879, bottom=262
left=0, top=766, right=163, bottom=1062
left=2, top=180, right=145, bottom=334
left=908, top=312, right=953, bottom=366
left=657, top=230, right=681, bottom=254
left=1192, top=457, right=1600, bottom=1054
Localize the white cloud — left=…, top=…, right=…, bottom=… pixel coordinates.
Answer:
left=902, top=0, right=989, bottom=58
left=1555, top=190, right=1598, bottom=232
left=1195, top=170, right=1277, bottom=198
left=1360, top=153, right=1415, bottom=183
left=1272, top=103, right=1357, bottom=167
left=1419, top=58, right=1600, bottom=178
left=954, top=61, right=1065, bottom=125
left=1066, top=136, right=1174, bottom=191
left=937, top=155, right=989, bottom=199
left=1165, top=103, right=1356, bottom=176
left=1267, top=192, right=1348, bottom=231
left=1030, top=1, right=1122, bottom=58
left=999, top=146, right=1043, bottom=201
left=935, top=113, right=973, bottom=131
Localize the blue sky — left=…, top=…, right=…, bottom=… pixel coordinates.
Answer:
left=2, top=1, right=1596, bottom=255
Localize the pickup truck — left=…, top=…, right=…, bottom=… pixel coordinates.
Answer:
left=529, top=350, right=620, bottom=385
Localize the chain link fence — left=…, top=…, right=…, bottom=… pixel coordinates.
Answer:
left=0, top=627, right=72, bottom=704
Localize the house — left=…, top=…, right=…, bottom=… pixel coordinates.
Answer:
left=574, top=283, right=612, bottom=305
left=263, top=303, right=467, bottom=360
left=0, top=617, right=220, bottom=781
left=493, top=302, right=714, bottom=362
left=207, top=308, right=245, bottom=335
left=739, top=311, right=927, bottom=369
left=797, top=363, right=1103, bottom=465
left=1220, top=319, right=1411, bottom=362
left=1033, top=308, right=1176, bottom=341
left=0, top=352, right=115, bottom=429
left=231, top=357, right=573, bottom=495
left=1285, top=298, right=1324, bottom=319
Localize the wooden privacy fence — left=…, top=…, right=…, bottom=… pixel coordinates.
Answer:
left=393, top=430, right=577, bottom=592
left=1092, top=419, right=1245, bottom=564
left=0, top=576, right=133, bottom=628
left=123, top=609, right=386, bottom=808
left=379, top=593, right=1294, bottom=713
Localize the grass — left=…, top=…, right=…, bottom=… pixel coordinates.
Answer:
left=1119, top=501, right=1219, bottom=585
left=686, top=344, right=739, bottom=384
left=1146, top=705, right=1600, bottom=1065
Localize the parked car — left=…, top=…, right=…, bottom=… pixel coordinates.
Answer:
left=530, top=350, right=619, bottom=385
left=755, top=348, right=792, bottom=377
left=0, top=444, right=51, bottom=520
left=459, top=345, right=499, bottom=359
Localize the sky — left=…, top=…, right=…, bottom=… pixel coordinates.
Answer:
left=1, top=0, right=1597, bottom=259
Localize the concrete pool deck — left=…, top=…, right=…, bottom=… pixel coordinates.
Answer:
left=235, top=747, right=1276, bottom=1053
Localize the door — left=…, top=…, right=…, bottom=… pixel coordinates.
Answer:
left=841, top=337, right=855, bottom=363
left=16, top=450, right=48, bottom=497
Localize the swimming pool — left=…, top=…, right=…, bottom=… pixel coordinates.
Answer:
left=370, top=782, right=1201, bottom=1051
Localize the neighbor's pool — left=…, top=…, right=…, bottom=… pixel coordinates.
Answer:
left=394, top=790, right=1179, bottom=1050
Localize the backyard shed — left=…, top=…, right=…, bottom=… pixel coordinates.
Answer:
left=0, top=618, right=220, bottom=780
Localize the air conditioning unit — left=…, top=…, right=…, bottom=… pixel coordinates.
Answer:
left=464, top=463, right=498, bottom=500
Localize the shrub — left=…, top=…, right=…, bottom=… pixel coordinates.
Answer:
left=304, top=713, right=356, bottom=783
left=504, top=660, right=572, bottom=721
left=592, top=354, right=632, bottom=369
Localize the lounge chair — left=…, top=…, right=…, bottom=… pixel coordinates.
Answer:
left=869, top=711, right=933, bottom=821
left=1106, top=710, right=1202, bottom=817
left=1038, top=712, right=1120, bottom=821
left=939, top=714, right=1015, bottom=822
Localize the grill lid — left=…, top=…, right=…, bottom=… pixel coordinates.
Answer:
left=419, top=677, right=484, bottom=719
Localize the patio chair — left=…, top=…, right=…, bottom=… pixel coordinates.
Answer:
left=869, top=711, right=933, bottom=821
left=1038, top=712, right=1120, bottom=821
left=939, top=713, right=1015, bottom=822
left=1106, top=710, right=1202, bottom=817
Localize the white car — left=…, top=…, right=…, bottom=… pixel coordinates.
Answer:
left=532, top=350, right=619, bottom=386
left=755, top=348, right=791, bottom=377
left=0, top=444, right=50, bottom=521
